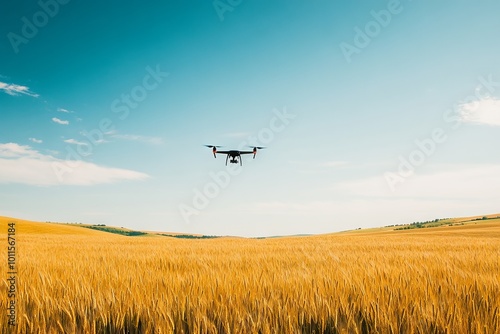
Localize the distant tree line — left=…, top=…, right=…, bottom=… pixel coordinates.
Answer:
left=159, top=234, right=219, bottom=239
left=84, top=225, right=147, bottom=236
left=473, top=216, right=499, bottom=221
left=391, top=215, right=500, bottom=231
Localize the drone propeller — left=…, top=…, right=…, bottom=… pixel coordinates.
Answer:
left=204, top=145, right=222, bottom=158
left=248, top=146, right=266, bottom=159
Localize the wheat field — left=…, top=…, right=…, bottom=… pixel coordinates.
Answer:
left=1, top=216, right=499, bottom=333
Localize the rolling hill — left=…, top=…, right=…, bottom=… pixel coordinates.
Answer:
left=1, top=213, right=499, bottom=238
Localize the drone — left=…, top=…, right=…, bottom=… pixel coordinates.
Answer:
left=204, top=145, right=265, bottom=166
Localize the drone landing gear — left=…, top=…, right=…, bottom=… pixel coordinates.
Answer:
left=225, top=155, right=242, bottom=166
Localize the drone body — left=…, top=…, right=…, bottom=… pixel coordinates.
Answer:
left=204, top=145, right=265, bottom=166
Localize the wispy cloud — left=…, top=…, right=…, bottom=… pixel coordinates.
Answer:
left=46, top=149, right=59, bottom=156
left=221, top=132, right=251, bottom=138
left=57, top=107, right=73, bottom=113
left=319, top=161, right=349, bottom=168
left=250, top=196, right=498, bottom=233
left=459, top=96, right=500, bottom=126
left=77, top=131, right=107, bottom=144
left=29, top=138, right=43, bottom=144
left=0, top=81, right=39, bottom=97
left=109, top=134, right=163, bottom=145
left=336, top=164, right=500, bottom=200
left=52, top=117, right=69, bottom=125
left=64, top=139, right=88, bottom=146
left=0, top=142, right=149, bottom=186
left=289, top=160, right=349, bottom=173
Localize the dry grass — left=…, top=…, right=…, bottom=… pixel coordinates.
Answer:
left=1, top=216, right=499, bottom=333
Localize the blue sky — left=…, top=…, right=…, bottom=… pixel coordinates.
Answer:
left=1, top=0, right=500, bottom=236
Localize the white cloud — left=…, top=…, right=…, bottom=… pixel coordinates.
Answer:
left=288, top=160, right=349, bottom=174
left=0, top=81, right=39, bottom=97
left=336, top=164, right=500, bottom=200
left=57, top=108, right=73, bottom=113
left=0, top=142, right=149, bottom=186
left=29, top=138, right=43, bottom=144
left=0, top=143, right=44, bottom=159
left=64, top=139, right=88, bottom=146
left=459, top=97, right=500, bottom=126
left=289, top=160, right=349, bottom=168
left=251, top=164, right=500, bottom=231
left=110, top=134, right=163, bottom=145
left=320, top=161, right=349, bottom=168
left=250, top=196, right=499, bottom=233
left=52, top=117, right=69, bottom=125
